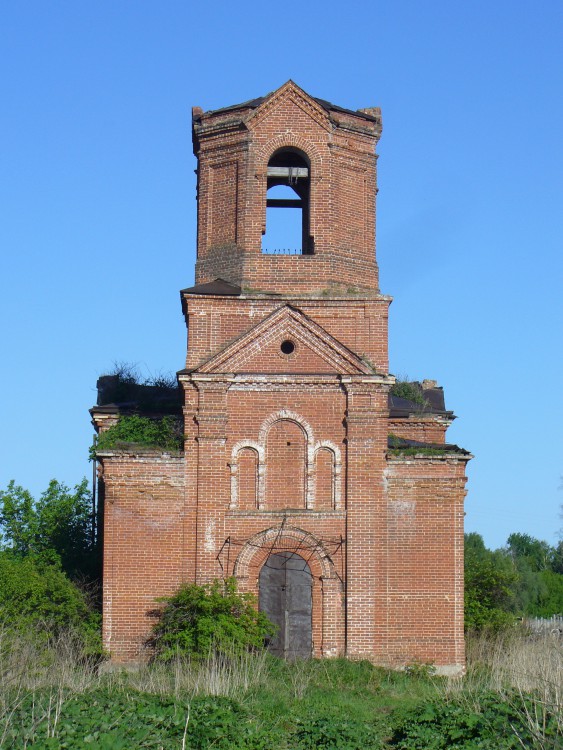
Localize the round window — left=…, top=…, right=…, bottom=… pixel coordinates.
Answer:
left=280, top=340, right=295, bottom=355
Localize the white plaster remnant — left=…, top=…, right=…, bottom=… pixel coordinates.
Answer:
left=390, top=500, right=416, bottom=517
left=204, top=520, right=216, bottom=552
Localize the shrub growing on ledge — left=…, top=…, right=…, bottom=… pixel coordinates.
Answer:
left=149, top=578, right=276, bottom=660
left=91, top=415, right=182, bottom=458
left=390, top=380, right=428, bottom=407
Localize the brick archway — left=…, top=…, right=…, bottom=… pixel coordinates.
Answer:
left=233, top=525, right=343, bottom=657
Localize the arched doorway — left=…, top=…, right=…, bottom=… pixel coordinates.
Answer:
left=259, top=552, right=312, bottom=658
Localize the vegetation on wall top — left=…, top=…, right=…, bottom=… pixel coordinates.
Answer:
left=96, top=362, right=182, bottom=414
left=387, top=434, right=455, bottom=457
left=90, top=415, right=183, bottom=458
left=390, top=380, right=428, bottom=407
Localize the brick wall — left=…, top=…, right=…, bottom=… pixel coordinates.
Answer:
left=100, top=452, right=184, bottom=662
left=388, top=417, right=450, bottom=444
left=382, top=456, right=467, bottom=669
left=183, top=296, right=390, bottom=374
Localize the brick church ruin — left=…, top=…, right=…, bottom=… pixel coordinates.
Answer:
left=91, top=81, right=471, bottom=673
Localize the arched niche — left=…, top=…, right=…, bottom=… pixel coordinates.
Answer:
left=265, top=419, right=307, bottom=510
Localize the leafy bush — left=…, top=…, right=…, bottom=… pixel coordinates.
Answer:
left=390, top=691, right=560, bottom=749
left=150, top=578, right=276, bottom=660
left=0, top=551, right=101, bottom=652
left=4, top=691, right=280, bottom=749
left=293, top=715, right=380, bottom=749
left=186, top=696, right=272, bottom=750
left=91, top=415, right=182, bottom=458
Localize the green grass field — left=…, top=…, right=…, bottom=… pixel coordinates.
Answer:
left=1, top=630, right=561, bottom=749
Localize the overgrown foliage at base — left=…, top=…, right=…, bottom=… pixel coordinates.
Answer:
left=0, top=553, right=102, bottom=657
left=150, top=578, right=276, bottom=660
left=390, top=691, right=559, bottom=749
left=0, top=479, right=102, bottom=657
left=1, top=629, right=561, bottom=749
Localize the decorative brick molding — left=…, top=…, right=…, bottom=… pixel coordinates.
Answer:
left=312, top=441, right=342, bottom=510
left=228, top=410, right=343, bottom=512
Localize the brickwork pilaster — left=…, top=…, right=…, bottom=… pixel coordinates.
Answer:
left=343, top=379, right=389, bottom=658
left=193, top=378, right=229, bottom=582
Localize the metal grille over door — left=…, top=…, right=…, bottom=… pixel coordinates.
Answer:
left=259, top=552, right=312, bottom=659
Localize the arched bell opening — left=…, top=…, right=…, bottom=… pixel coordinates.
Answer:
left=261, top=149, right=313, bottom=255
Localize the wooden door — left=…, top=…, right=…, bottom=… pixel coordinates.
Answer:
left=259, top=552, right=312, bottom=658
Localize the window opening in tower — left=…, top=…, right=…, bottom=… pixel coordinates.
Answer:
left=261, top=149, right=313, bottom=255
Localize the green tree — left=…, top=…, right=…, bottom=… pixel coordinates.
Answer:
left=0, top=479, right=97, bottom=580
left=464, top=532, right=563, bottom=622
left=534, top=569, right=563, bottom=616
left=464, top=533, right=517, bottom=631
left=0, top=551, right=101, bottom=651
left=506, top=532, right=556, bottom=572
left=504, top=533, right=563, bottom=616
left=553, top=540, right=563, bottom=574
left=464, top=532, right=489, bottom=560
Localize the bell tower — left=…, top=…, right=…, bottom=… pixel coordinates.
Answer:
left=181, top=81, right=393, bottom=659
left=192, top=80, right=383, bottom=296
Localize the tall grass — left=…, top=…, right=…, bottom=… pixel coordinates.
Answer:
left=1, top=625, right=562, bottom=748
left=0, top=628, right=270, bottom=747
left=464, top=629, right=563, bottom=748
left=0, top=625, right=96, bottom=747
left=114, top=648, right=270, bottom=699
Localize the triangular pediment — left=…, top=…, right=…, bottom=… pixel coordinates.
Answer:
left=246, top=80, right=331, bottom=133
left=196, top=305, right=372, bottom=376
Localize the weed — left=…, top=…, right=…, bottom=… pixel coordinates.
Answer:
left=404, top=660, right=437, bottom=678
left=148, top=578, right=276, bottom=661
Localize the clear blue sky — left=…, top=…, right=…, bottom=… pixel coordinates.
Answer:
left=1, top=1, right=561, bottom=551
